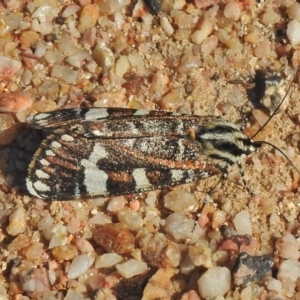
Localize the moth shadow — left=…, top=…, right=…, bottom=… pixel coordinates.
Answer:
left=246, top=69, right=283, bottom=113
left=0, top=125, right=45, bottom=196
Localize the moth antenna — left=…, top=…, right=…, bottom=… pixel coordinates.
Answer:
left=253, top=140, right=300, bottom=175
left=249, top=67, right=300, bottom=175
left=251, top=68, right=298, bottom=140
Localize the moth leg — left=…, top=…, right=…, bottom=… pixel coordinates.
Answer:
left=237, top=162, right=254, bottom=196
left=195, top=170, right=228, bottom=227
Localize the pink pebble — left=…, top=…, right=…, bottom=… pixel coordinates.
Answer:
left=129, top=200, right=140, bottom=211
left=74, top=237, right=94, bottom=253
left=0, top=92, right=32, bottom=113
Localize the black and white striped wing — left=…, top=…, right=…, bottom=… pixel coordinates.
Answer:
left=28, top=107, right=203, bottom=139
left=26, top=133, right=221, bottom=200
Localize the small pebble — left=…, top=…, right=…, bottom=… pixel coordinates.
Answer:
left=88, top=212, right=111, bottom=225
left=74, top=238, right=94, bottom=253
left=140, top=232, right=181, bottom=268
left=93, top=223, right=135, bottom=254
left=48, top=224, right=68, bottom=249
left=191, top=5, right=218, bottom=44
left=6, top=207, right=26, bottom=236
left=92, top=43, right=115, bottom=74
left=224, top=1, right=241, bottom=21
left=116, top=259, right=148, bottom=278
left=129, top=199, right=140, bottom=211
left=287, top=20, right=300, bottom=46
left=117, top=207, right=143, bottom=231
left=64, top=290, right=85, bottom=300
left=197, top=266, right=231, bottom=298
left=67, top=217, right=81, bottom=234
left=115, top=55, right=130, bottom=78
left=201, top=35, right=218, bottom=55
left=180, top=290, right=201, bottom=300
left=160, top=16, right=174, bottom=36
left=106, top=196, right=126, bottom=212
left=232, top=252, right=274, bottom=286
left=77, top=4, right=100, bottom=33
left=275, top=233, right=300, bottom=260
left=0, top=113, right=18, bottom=144
left=267, top=278, right=282, bottom=293
left=0, top=92, right=32, bottom=113
left=95, top=253, right=123, bottom=268
left=142, top=268, right=178, bottom=299
left=52, top=244, right=79, bottom=262
left=19, top=30, right=40, bottom=49
left=164, top=190, right=197, bottom=214
left=287, top=3, right=300, bottom=22
left=7, top=234, right=31, bottom=252
left=96, top=0, right=131, bottom=15
left=277, top=259, right=300, bottom=283
left=165, top=213, right=196, bottom=242
left=20, top=267, right=50, bottom=294
left=62, top=4, right=81, bottom=18
left=0, top=55, right=21, bottom=81
left=188, top=245, right=213, bottom=268
left=262, top=8, right=280, bottom=26
left=233, top=210, right=252, bottom=235
left=25, top=242, right=44, bottom=261
left=51, top=65, right=79, bottom=84
left=254, top=39, right=271, bottom=58
left=194, top=0, right=219, bottom=9
left=67, top=254, right=95, bottom=279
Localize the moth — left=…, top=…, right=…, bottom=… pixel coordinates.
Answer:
left=26, top=70, right=298, bottom=200
left=26, top=107, right=265, bottom=200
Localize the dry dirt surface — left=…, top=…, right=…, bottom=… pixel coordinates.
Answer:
left=0, top=0, right=300, bottom=299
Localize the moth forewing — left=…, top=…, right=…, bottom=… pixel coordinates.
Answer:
left=26, top=108, right=261, bottom=200
left=26, top=130, right=223, bottom=200
left=29, top=107, right=202, bottom=138
left=28, top=107, right=181, bottom=127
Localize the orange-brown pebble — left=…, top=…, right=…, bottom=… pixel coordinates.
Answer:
left=141, top=232, right=181, bottom=268
left=239, top=238, right=258, bottom=255
left=0, top=113, right=19, bottom=144
left=6, top=207, right=27, bottom=236
left=25, top=242, right=44, bottom=262
left=218, top=239, right=239, bottom=252
left=142, top=268, right=178, bottom=299
left=0, top=92, right=32, bottom=113
left=78, top=4, right=100, bottom=33
left=48, top=260, right=59, bottom=271
left=19, top=30, right=40, bottom=49
left=93, top=223, right=135, bottom=254
left=197, top=212, right=209, bottom=228
left=212, top=210, right=226, bottom=229
left=7, top=234, right=31, bottom=252
left=52, top=244, right=79, bottom=262
left=129, top=200, right=140, bottom=211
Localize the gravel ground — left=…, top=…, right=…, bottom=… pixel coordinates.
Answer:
left=0, top=0, right=300, bottom=299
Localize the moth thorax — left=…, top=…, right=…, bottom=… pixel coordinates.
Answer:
left=194, top=120, right=258, bottom=167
